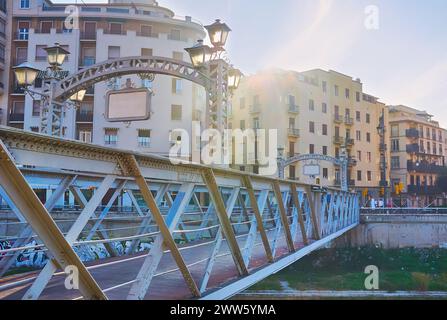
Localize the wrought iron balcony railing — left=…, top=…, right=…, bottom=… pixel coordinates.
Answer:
left=406, top=128, right=420, bottom=139
left=288, top=128, right=300, bottom=137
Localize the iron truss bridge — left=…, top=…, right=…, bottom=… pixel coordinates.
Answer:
left=0, top=126, right=360, bottom=300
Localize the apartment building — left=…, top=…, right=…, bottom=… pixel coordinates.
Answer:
left=230, top=68, right=390, bottom=195
left=7, top=0, right=206, bottom=155
left=0, top=0, right=10, bottom=126
left=388, top=105, right=447, bottom=207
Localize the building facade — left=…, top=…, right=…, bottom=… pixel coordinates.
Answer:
left=0, top=0, right=11, bottom=126
left=230, top=68, right=390, bottom=197
left=7, top=0, right=206, bottom=156
left=388, top=105, right=446, bottom=207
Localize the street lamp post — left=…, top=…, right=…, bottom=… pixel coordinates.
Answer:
left=12, top=43, right=86, bottom=137
left=185, top=19, right=241, bottom=133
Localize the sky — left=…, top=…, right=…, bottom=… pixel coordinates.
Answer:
left=54, top=0, right=447, bottom=127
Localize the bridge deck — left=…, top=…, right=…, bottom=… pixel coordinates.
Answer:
left=0, top=231, right=306, bottom=300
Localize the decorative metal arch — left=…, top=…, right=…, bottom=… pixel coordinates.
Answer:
left=53, top=56, right=211, bottom=102
left=281, top=154, right=343, bottom=168
left=278, top=153, right=350, bottom=191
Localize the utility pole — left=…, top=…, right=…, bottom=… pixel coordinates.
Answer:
left=377, top=109, right=388, bottom=208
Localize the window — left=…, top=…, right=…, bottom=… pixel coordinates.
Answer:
left=367, top=171, right=372, bottom=182
left=334, top=85, right=339, bottom=96
left=35, top=45, right=47, bottom=61
left=289, top=165, right=296, bottom=180
left=357, top=170, right=362, bottom=181
left=16, top=47, right=28, bottom=64
left=309, top=121, right=315, bottom=133
left=20, top=0, right=30, bottom=9
left=391, top=125, right=399, bottom=137
left=366, top=132, right=371, bottom=143
left=79, top=131, right=92, bottom=143
left=104, top=129, right=118, bottom=145
left=172, top=78, right=182, bottom=94
left=309, top=144, right=315, bottom=154
left=81, top=47, right=96, bottom=66
left=170, top=29, right=181, bottom=41
left=240, top=97, right=246, bottom=109
left=335, top=147, right=340, bottom=158
left=253, top=117, right=260, bottom=129
left=83, top=21, right=97, bottom=39
left=40, top=21, right=52, bottom=33
left=109, top=22, right=123, bottom=35
left=345, top=88, right=350, bottom=99
left=322, top=81, right=327, bottom=93
left=356, top=111, right=361, bottom=122
left=18, top=21, right=30, bottom=40
left=323, top=168, right=328, bottom=179
left=12, top=101, right=25, bottom=114
left=356, top=130, right=361, bottom=141
left=108, top=46, right=120, bottom=59
left=253, top=95, right=260, bottom=106
left=141, top=48, right=153, bottom=56
left=366, top=113, right=370, bottom=124
left=356, top=92, right=360, bottom=102
left=322, top=124, right=328, bottom=136
left=322, top=146, right=328, bottom=155
left=171, top=105, right=182, bottom=120
left=138, top=129, right=151, bottom=147
left=391, top=156, right=400, bottom=169
left=240, top=120, right=245, bottom=130
left=309, top=99, right=315, bottom=111
left=367, top=152, right=372, bottom=163
left=289, top=118, right=295, bottom=129
left=322, top=103, right=327, bottom=113
left=32, top=100, right=40, bottom=117
left=391, top=139, right=400, bottom=152
left=357, top=151, right=362, bottom=162
left=288, top=95, right=296, bottom=106
left=140, top=25, right=153, bottom=37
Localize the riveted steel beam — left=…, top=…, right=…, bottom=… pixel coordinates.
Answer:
left=0, top=139, right=106, bottom=300
left=119, top=155, right=200, bottom=300
left=201, top=168, right=248, bottom=276
left=272, top=182, right=295, bottom=252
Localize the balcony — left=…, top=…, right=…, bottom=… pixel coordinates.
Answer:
left=333, top=136, right=345, bottom=145
left=344, top=116, right=354, bottom=126
left=80, top=32, right=97, bottom=40
left=407, top=185, right=441, bottom=195
left=103, top=30, right=127, bottom=36
left=136, top=32, right=159, bottom=39
left=288, top=104, right=299, bottom=114
left=407, top=161, right=446, bottom=174
left=334, top=114, right=343, bottom=124
left=346, top=138, right=355, bottom=146
left=80, top=57, right=96, bottom=67
left=406, top=143, right=420, bottom=154
left=12, top=86, right=25, bottom=95
left=76, top=111, right=94, bottom=123
left=288, top=128, right=300, bottom=137
left=14, top=32, right=29, bottom=41
left=249, top=105, right=261, bottom=114
left=406, top=128, right=420, bottom=139
left=9, top=113, right=24, bottom=122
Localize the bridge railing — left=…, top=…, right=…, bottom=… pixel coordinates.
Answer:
left=0, top=126, right=360, bottom=300
left=361, top=208, right=447, bottom=215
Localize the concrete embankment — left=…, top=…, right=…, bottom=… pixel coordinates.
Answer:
left=334, top=214, right=447, bottom=249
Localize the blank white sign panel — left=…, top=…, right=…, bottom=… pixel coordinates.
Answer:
left=106, top=89, right=151, bottom=122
